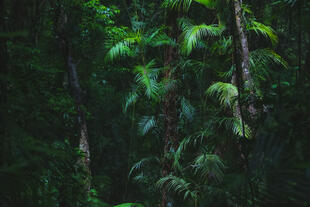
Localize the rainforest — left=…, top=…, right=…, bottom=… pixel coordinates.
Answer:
left=0, top=0, right=310, bottom=206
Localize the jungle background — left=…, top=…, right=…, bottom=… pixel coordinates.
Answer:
left=0, top=0, right=310, bottom=206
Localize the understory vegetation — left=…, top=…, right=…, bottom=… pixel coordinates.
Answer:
left=0, top=0, right=310, bottom=206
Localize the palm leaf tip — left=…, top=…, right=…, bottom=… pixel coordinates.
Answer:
left=193, top=154, right=225, bottom=182
left=134, top=60, right=159, bottom=99
left=156, top=175, right=197, bottom=200
left=105, top=38, right=136, bottom=63
left=138, top=116, right=156, bottom=135
left=162, top=0, right=193, bottom=11
left=206, top=82, right=238, bottom=108
left=248, top=21, right=278, bottom=45
left=181, top=23, right=224, bottom=55
left=124, top=91, right=139, bottom=112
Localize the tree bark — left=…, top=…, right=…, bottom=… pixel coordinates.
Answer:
left=232, top=0, right=256, bottom=118
left=233, top=0, right=251, bottom=84
left=160, top=10, right=179, bottom=207
left=54, top=1, right=91, bottom=192
left=231, top=2, right=255, bottom=204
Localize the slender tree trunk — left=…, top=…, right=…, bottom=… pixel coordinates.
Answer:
left=160, top=10, right=179, bottom=207
left=231, top=2, right=256, bottom=204
left=233, top=0, right=251, bottom=84
left=54, top=2, right=91, bottom=192
left=232, top=0, right=256, bottom=118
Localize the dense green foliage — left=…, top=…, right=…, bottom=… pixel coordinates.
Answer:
left=0, top=0, right=310, bottom=206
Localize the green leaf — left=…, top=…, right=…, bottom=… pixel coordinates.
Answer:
left=114, top=203, right=144, bottom=207
left=248, top=21, right=278, bottom=45
left=134, top=60, right=160, bottom=99
left=138, top=116, right=156, bottom=135
left=180, top=19, right=224, bottom=55
left=194, top=0, right=216, bottom=8
left=206, top=82, right=238, bottom=108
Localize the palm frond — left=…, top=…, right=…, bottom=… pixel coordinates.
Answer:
left=194, top=0, right=217, bottom=8
left=173, top=129, right=211, bottom=170
left=123, top=91, right=139, bottom=112
left=150, top=33, right=176, bottom=47
left=206, top=82, right=238, bottom=108
left=250, top=48, right=288, bottom=69
left=114, top=203, right=144, bottom=207
left=138, top=116, right=156, bottom=135
left=218, top=65, right=235, bottom=79
left=156, top=175, right=198, bottom=200
left=162, top=0, right=216, bottom=11
left=162, top=0, right=193, bottom=11
left=225, top=117, right=251, bottom=138
left=134, top=60, right=160, bottom=99
left=180, top=97, right=195, bottom=122
left=128, top=157, right=160, bottom=178
left=192, top=153, right=225, bottom=182
left=248, top=21, right=278, bottom=45
left=105, top=37, right=137, bottom=62
left=162, top=78, right=178, bottom=94
left=180, top=21, right=224, bottom=55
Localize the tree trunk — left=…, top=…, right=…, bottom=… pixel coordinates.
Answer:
left=231, top=1, right=255, bottom=203
left=160, top=10, right=179, bottom=207
left=232, top=0, right=256, bottom=118
left=54, top=2, right=91, bottom=192
left=233, top=0, right=251, bottom=84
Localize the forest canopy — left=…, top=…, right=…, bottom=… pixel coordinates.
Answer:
left=0, top=0, right=310, bottom=207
